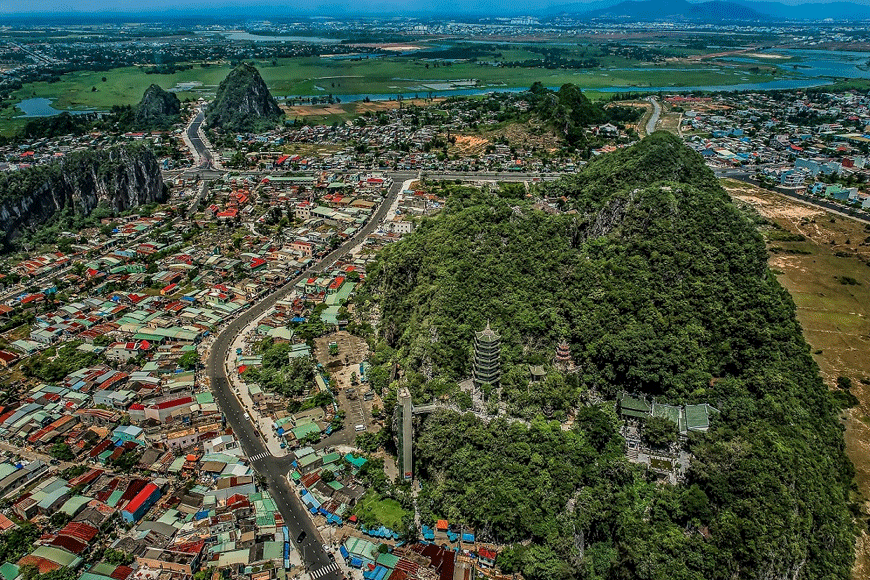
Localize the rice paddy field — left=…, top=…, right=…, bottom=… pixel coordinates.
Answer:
left=2, top=49, right=786, bottom=136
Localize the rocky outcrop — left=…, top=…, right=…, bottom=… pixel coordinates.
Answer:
left=205, top=63, right=281, bottom=132
left=0, top=145, right=166, bottom=246
left=133, top=84, right=181, bottom=129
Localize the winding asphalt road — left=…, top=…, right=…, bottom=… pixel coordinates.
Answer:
left=646, top=97, right=661, bottom=135
left=205, top=177, right=406, bottom=580
left=187, top=111, right=213, bottom=167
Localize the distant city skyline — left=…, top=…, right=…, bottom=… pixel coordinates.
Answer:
left=3, top=0, right=869, bottom=16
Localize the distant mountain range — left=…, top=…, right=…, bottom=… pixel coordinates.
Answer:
left=2, top=0, right=868, bottom=21
left=549, top=0, right=870, bottom=20
left=581, top=0, right=765, bottom=21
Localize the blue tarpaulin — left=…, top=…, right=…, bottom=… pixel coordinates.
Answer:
left=349, top=558, right=363, bottom=568
left=364, top=525, right=399, bottom=540
left=462, top=533, right=475, bottom=543
left=194, top=510, right=210, bottom=520
left=340, top=546, right=350, bottom=560
left=364, top=566, right=389, bottom=580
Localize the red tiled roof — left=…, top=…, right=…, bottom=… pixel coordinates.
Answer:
left=49, top=534, right=88, bottom=554
left=88, top=439, right=113, bottom=458
left=17, top=555, right=61, bottom=574
left=0, top=350, right=18, bottom=363
left=153, top=396, right=193, bottom=410
left=168, top=539, right=205, bottom=555
left=111, top=566, right=133, bottom=580
left=123, top=482, right=159, bottom=515
left=478, top=548, right=497, bottom=560
left=68, top=468, right=103, bottom=488
left=0, top=512, right=16, bottom=532
left=58, top=521, right=98, bottom=542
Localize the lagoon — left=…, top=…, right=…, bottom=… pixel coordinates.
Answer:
left=15, top=98, right=97, bottom=118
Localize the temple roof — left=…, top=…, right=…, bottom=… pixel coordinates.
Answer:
left=475, top=322, right=500, bottom=342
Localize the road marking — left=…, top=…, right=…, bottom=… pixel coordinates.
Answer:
left=310, top=563, right=340, bottom=579
left=249, top=451, right=270, bottom=462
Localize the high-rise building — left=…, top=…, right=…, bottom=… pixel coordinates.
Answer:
left=473, top=322, right=501, bottom=387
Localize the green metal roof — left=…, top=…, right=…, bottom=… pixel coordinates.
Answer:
left=263, top=541, right=284, bottom=560
left=59, top=495, right=91, bottom=516
left=322, top=452, right=341, bottom=465
left=107, top=489, right=124, bottom=507
left=618, top=394, right=651, bottom=414
left=376, top=553, right=400, bottom=569
left=30, top=545, right=81, bottom=567
left=292, top=423, right=322, bottom=441
left=298, top=452, right=321, bottom=467
left=0, top=563, right=19, bottom=580
left=88, top=563, right=116, bottom=577
left=685, top=403, right=718, bottom=431
left=80, top=573, right=115, bottom=580
left=344, top=453, right=367, bottom=468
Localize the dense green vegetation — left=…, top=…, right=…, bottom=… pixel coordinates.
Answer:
left=112, top=83, right=181, bottom=131
left=20, top=112, right=96, bottom=139
left=527, top=82, right=606, bottom=147
left=0, top=523, right=39, bottom=564
left=0, top=144, right=164, bottom=252
left=205, top=63, right=282, bottom=133
left=353, top=488, right=413, bottom=531
left=359, top=132, right=855, bottom=579
left=22, top=341, right=100, bottom=383
left=50, top=442, right=76, bottom=461
left=15, top=84, right=181, bottom=141
left=242, top=337, right=314, bottom=398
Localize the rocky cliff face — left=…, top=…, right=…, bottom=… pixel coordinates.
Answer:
left=0, top=145, right=166, bottom=245
left=134, top=84, right=181, bottom=129
left=205, top=63, right=281, bottom=132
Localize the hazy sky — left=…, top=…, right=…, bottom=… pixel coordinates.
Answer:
left=2, top=0, right=868, bottom=16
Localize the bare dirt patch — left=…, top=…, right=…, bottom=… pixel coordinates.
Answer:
left=283, top=98, right=444, bottom=120
left=731, top=193, right=825, bottom=221
left=475, top=120, right=562, bottom=154
left=452, top=134, right=490, bottom=155
left=313, top=332, right=384, bottom=446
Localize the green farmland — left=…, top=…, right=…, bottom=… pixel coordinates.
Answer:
left=2, top=49, right=788, bottom=136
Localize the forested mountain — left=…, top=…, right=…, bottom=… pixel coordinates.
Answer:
left=358, top=132, right=855, bottom=579
left=0, top=145, right=165, bottom=250
left=205, top=63, right=282, bottom=133
left=131, top=84, right=181, bottom=129
left=527, top=82, right=606, bottom=147
left=584, top=0, right=769, bottom=21
left=17, top=85, right=180, bottom=141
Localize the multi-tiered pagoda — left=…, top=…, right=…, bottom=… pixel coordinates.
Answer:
left=555, top=340, right=574, bottom=368
left=473, top=322, right=501, bottom=388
